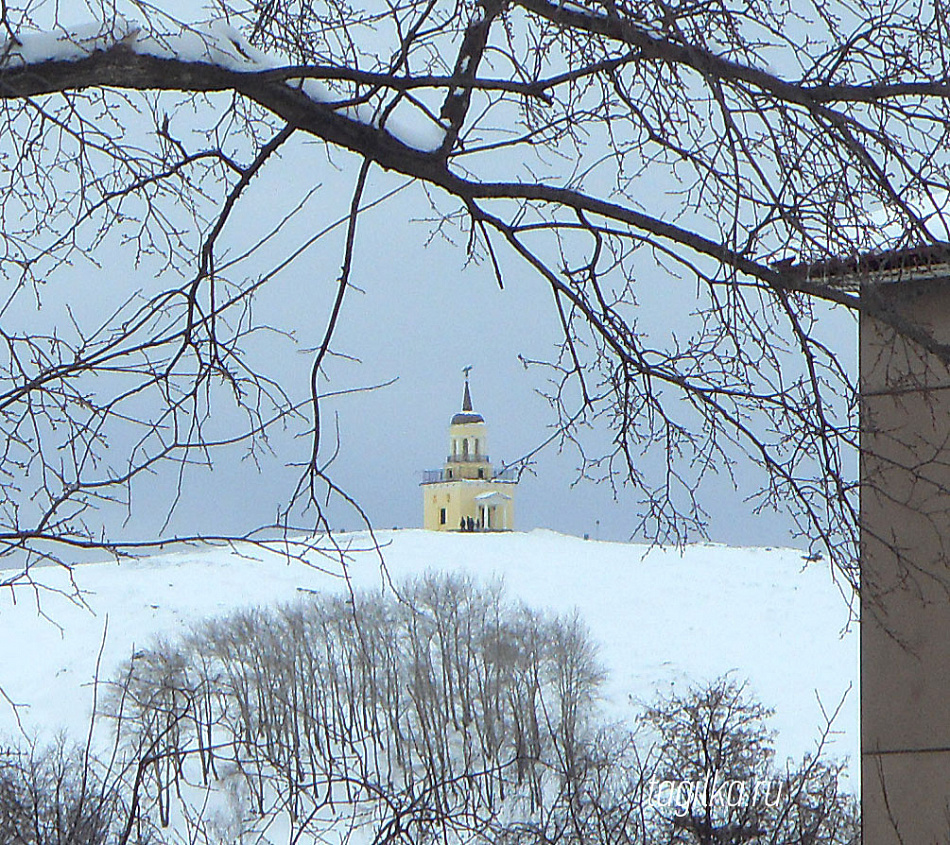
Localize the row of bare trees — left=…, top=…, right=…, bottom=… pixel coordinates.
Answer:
left=106, top=573, right=603, bottom=841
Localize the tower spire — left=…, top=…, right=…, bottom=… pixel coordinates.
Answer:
left=462, top=365, right=473, bottom=411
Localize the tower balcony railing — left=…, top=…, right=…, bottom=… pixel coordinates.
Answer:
left=446, top=453, right=490, bottom=464
left=421, top=465, right=519, bottom=484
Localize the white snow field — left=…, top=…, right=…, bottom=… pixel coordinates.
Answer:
left=0, top=528, right=858, bottom=786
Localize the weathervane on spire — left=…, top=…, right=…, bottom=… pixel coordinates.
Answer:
left=462, top=365, right=473, bottom=380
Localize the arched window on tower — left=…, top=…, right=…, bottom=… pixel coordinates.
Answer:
left=463, top=438, right=469, bottom=459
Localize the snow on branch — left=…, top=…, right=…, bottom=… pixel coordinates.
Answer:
left=0, top=18, right=446, bottom=152
left=0, top=18, right=270, bottom=73
left=0, top=19, right=136, bottom=66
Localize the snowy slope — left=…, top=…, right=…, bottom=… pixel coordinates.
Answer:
left=0, top=529, right=857, bottom=786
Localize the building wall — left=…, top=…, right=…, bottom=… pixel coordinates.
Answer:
left=861, top=278, right=950, bottom=843
left=422, top=479, right=515, bottom=531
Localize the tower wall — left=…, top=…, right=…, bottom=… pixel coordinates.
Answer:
left=449, top=421, right=489, bottom=462
left=423, top=480, right=515, bottom=531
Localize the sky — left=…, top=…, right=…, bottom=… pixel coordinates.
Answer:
left=3, top=3, right=860, bottom=552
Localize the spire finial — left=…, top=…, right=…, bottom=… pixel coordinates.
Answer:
left=462, top=365, right=473, bottom=411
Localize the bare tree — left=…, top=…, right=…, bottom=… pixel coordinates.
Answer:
left=92, top=577, right=856, bottom=844
left=2, top=0, right=950, bottom=591
left=639, top=678, right=858, bottom=845
left=99, top=573, right=607, bottom=842
left=0, top=738, right=134, bottom=845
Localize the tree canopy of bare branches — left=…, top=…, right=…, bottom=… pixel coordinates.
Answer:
left=2, top=0, right=949, bottom=588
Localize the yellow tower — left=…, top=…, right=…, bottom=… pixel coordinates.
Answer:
left=422, top=373, right=517, bottom=531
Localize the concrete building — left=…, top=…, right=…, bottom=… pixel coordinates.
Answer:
left=803, top=244, right=950, bottom=844
left=421, top=376, right=517, bottom=531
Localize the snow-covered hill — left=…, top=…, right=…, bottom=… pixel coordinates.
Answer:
left=0, top=529, right=857, bottom=785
